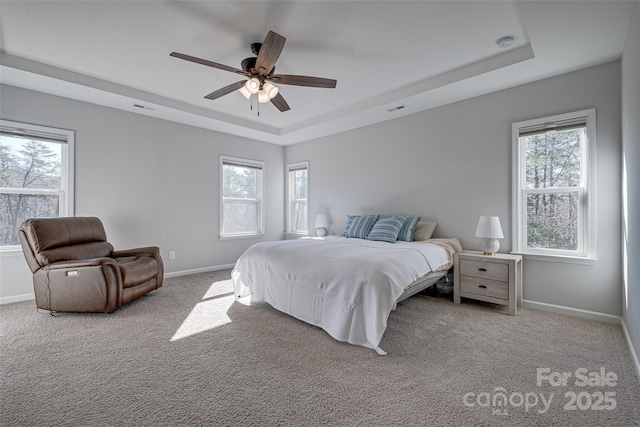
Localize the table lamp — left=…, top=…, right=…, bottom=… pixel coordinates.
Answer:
left=475, top=216, right=504, bottom=255
left=315, top=214, right=329, bottom=237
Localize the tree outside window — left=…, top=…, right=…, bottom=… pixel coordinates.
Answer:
left=288, top=162, right=308, bottom=234
left=524, top=129, right=582, bottom=250
left=513, top=109, right=595, bottom=260
left=1, top=122, right=73, bottom=248
left=220, top=156, right=264, bottom=237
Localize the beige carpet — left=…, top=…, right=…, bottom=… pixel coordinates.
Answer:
left=1, top=269, right=638, bottom=426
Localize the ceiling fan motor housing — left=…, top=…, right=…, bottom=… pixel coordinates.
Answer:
left=251, top=42, right=262, bottom=55
left=241, top=57, right=256, bottom=72
left=241, top=56, right=275, bottom=76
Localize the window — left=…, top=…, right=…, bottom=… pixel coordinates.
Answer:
left=512, top=109, right=596, bottom=261
left=1, top=120, right=74, bottom=250
left=287, top=162, right=309, bottom=234
left=220, top=156, right=264, bottom=238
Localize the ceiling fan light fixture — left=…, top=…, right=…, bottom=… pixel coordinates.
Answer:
left=238, top=85, right=252, bottom=100
left=258, top=89, right=271, bottom=104
left=246, top=78, right=260, bottom=94
left=263, top=81, right=279, bottom=99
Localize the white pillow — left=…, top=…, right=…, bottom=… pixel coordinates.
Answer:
left=413, top=221, right=437, bottom=241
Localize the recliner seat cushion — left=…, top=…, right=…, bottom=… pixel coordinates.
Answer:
left=115, top=256, right=159, bottom=288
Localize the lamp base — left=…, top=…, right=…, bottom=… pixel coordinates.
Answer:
left=316, top=227, right=327, bottom=237
left=479, top=238, right=500, bottom=256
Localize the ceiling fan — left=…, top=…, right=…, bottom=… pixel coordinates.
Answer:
left=170, top=31, right=337, bottom=112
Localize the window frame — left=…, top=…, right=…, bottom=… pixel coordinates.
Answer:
left=286, top=161, right=309, bottom=236
left=219, top=155, right=265, bottom=239
left=512, top=108, right=596, bottom=264
left=0, top=119, right=75, bottom=253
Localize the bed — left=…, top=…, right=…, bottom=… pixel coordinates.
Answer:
left=232, top=235, right=461, bottom=354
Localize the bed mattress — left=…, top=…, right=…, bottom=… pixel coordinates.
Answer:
left=232, top=236, right=459, bottom=354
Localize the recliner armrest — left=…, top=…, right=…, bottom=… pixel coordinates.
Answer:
left=111, top=246, right=164, bottom=288
left=111, top=246, right=160, bottom=258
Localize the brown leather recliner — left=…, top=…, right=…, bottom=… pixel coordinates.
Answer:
left=19, top=217, right=163, bottom=313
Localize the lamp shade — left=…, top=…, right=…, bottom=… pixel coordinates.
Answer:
left=238, top=85, right=252, bottom=100
left=315, top=214, right=330, bottom=228
left=258, top=90, right=271, bottom=103
left=475, top=216, right=504, bottom=238
left=245, top=78, right=260, bottom=94
left=262, top=81, right=279, bottom=99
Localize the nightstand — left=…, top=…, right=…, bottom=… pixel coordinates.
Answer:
left=453, top=251, right=523, bottom=315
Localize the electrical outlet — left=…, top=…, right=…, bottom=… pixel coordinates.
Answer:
left=169, top=251, right=176, bottom=260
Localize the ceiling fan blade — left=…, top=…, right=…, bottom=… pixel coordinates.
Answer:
left=255, top=31, right=286, bottom=76
left=270, top=93, right=290, bottom=112
left=170, top=52, right=250, bottom=77
left=270, top=74, right=337, bottom=89
left=204, top=80, right=247, bottom=100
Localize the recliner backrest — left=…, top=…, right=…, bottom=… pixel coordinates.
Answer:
left=19, top=217, right=114, bottom=272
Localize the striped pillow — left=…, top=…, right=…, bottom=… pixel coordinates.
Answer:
left=342, top=215, right=359, bottom=236
left=366, top=217, right=405, bottom=243
left=345, top=215, right=380, bottom=239
left=395, top=216, right=422, bottom=242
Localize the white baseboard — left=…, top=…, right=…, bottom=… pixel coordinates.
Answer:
left=523, top=299, right=640, bottom=385
left=0, top=265, right=234, bottom=305
left=621, top=318, right=640, bottom=382
left=0, top=293, right=35, bottom=305
left=522, top=299, right=622, bottom=324
left=163, top=264, right=234, bottom=279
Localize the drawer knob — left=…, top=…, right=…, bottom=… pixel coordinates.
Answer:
left=478, top=285, right=487, bottom=289
left=478, top=268, right=487, bottom=272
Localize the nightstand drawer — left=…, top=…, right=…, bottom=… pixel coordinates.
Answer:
left=459, top=277, right=509, bottom=300
left=459, top=259, right=508, bottom=281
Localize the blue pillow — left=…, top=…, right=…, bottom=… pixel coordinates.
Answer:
left=395, top=216, right=422, bottom=241
left=366, top=217, right=405, bottom=243
left=342, top=215, right=359, bottom=236
left=345, top=215, right=380, bottom=239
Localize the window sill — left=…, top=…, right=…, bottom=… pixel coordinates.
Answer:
left=511, top=251, right=597, bottom=265
left=219, top=233, right=265, bottom=241
left=284, top=232, right=309, bottom=239
left=0, top=246, right=23, bottom=257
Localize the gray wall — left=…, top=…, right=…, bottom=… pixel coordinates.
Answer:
left=286, top=61, right=623, bottom=317
left=621, top=4, right=640, bottom=369
left=0, top=85, right=284, bottom=301
left=0, top=58, right=632, bottom=332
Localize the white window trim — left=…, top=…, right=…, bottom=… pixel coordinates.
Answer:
left=219, top=155, right=265, bottom=239
left=0, top=120, right=75, bottom=254
left=286, top=161, right=309, bottom=237
left=511, top=109, right=596, bottom=264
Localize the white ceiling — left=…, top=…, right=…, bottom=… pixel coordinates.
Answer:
left=0, top=1, right=636, bottom=145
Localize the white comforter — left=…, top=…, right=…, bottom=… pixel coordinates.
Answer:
left=232, top=236, right=451, bottom=354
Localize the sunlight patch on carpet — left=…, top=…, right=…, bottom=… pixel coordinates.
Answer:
left=171, top=279, right=235, bottom=341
